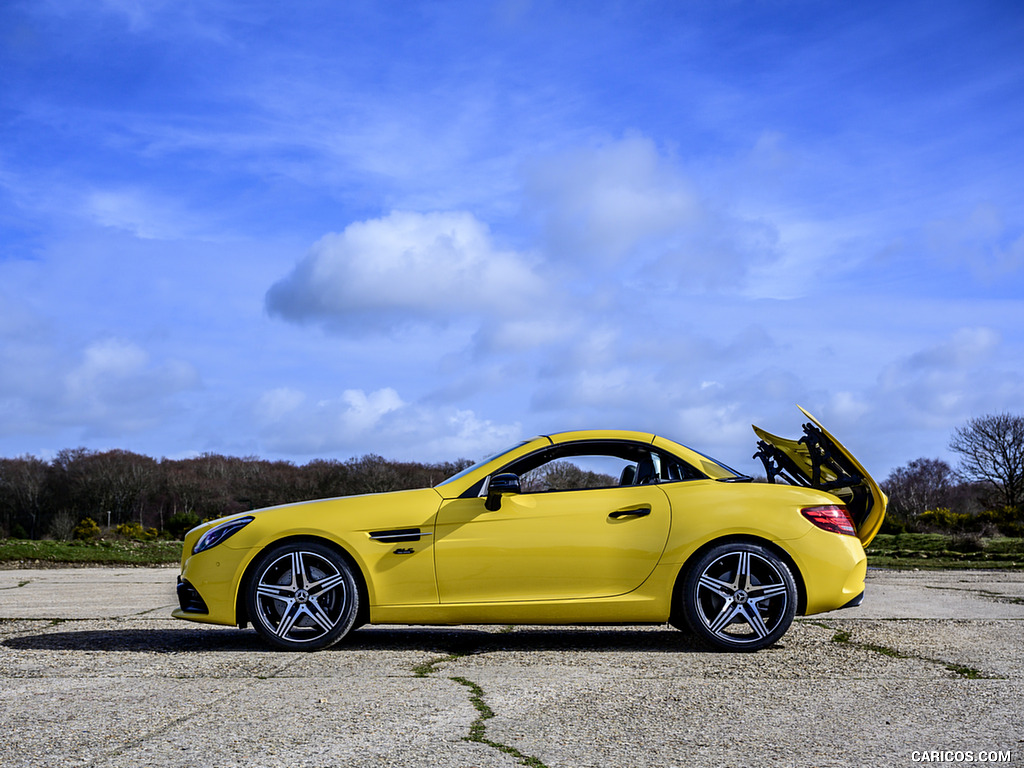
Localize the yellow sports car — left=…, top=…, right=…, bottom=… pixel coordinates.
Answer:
left=173, top=406, right=885, bottom=651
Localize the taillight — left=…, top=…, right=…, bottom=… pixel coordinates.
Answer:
left=801, top=505, right=856, bottom=536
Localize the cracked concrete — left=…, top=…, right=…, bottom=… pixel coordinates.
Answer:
left=1, top=568, right=1022, bottom=767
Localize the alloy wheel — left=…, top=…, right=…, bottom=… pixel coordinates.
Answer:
left=248, top=543, right=358, bottom=650
left=682, top=543, right=796, bottom=651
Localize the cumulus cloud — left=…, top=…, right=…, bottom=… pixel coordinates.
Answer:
left=254, top=384, right=520, bottom=460
left=62, top=339, right=201, bottom=432
left=255, top=386, right=406, bottom=451
left=523, top=135, right=780, bottom=291
left=526, top=135, right=702, bottom=262
left=265, top=210, right=545, bottom=331
left=875, top=327, right=1005, bottom=428
left=1, top=331, right=201, bottom=440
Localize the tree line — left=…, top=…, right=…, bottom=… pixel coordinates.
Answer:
left=1, top=412, right=1021, bottom=541
left=0, top=449, right=472, bottom=541
left=881, top=413, right=1024, bottom=536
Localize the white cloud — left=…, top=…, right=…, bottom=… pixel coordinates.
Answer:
left=470, top=316, right=578, bottom=355
left=673, top=404, right=749, bottom=446
left=829, top=391, right=871, bottom=423
left=527, top=134, right=702, bottom=262
left=336, top=388, right=405, bottom=433
left=871, top=327, right=1005, bottom=430
left=0, top=329, right=202, bottom=442
left=83, top=188, right=214, bottom=241
left=926, top=204, right=1024, bottom=281
left=254, top=384, right=519, bottom=461
left=62, top=339, right=201, bottom=432
left=524, top=135, right=781, bottom=291
left=266, top=210, right=546, bottom=331
left=418, top=409, right=523, bottom=462
left=256, top=387, right=306, bottom=422
left=256, top=387, right=404, bottom=445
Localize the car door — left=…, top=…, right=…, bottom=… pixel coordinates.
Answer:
left=433, top=483, right=671, bottom=604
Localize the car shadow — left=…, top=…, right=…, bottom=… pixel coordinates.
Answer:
left=2, top=625, right=719, bottom=654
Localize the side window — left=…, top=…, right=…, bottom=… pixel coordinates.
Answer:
left=661, top=455, right=705, bottom=483
left=521, top=456, right=633, bottom=492
left=499, top=441, right=705, bottom=493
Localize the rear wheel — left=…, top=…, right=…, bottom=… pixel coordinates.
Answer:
left=677, top=542, right=796, bottom=651
left=246, top=541, right=359, bottom=651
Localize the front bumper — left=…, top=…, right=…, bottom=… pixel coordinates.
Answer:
left=175, top=576, right=209, bottom=614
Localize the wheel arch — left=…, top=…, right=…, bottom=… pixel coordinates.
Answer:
left=670, top=534, right=808, bottom=623
left=234, top=534, right=371, bottom=630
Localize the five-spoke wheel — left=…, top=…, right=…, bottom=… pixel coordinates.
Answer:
left=246, top=541, right=359, bottom=651
left=678, top=542, right=796, bottom=651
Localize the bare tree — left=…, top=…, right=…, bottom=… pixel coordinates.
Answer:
left=0, top=456, right=49, bottom=537
left=521, top=460, right=615, bottom=492
left=0, top=447, right=499, bottom=539
left=949, top=413, right=1024, bottom=512
left=348, top=454, right=403, bottom=495
left=882, top=458, right=956, bottom=519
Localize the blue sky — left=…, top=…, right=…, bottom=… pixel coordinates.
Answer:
left=1, top=0, right=1022, bottom=480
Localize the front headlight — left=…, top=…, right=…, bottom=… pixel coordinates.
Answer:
left=192, top=516, right=255, bottom=555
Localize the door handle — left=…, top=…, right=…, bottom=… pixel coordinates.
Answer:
left=608, top=505, right=652, bottom=519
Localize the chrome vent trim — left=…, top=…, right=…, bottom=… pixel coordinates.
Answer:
left=368, top=528, right=432, bottom=543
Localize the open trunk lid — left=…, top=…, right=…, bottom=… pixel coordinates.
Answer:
left=753, top=405, right=887, bottom=546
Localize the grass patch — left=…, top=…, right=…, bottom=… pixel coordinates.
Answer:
left=412, top=652, right=466, bottom=678
left=0, top=538, right=180, bottom=566
left=944, top=663, right=986, bottom=679
left=867, top=534, right=1024, bottom=569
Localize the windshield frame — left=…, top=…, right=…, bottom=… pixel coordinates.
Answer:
left=435, top=440, right=531, bottom=487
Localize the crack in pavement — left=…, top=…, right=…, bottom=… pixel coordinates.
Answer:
left=73, top=650, right=306, bottom=768
left=922, top=584, right=1024, bottom=605
left=811, top=619, right=1004, bottom=680
left=414, top=643, right=550, bottom=768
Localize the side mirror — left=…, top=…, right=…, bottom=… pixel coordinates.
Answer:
left=484, top=473, right=521, bottom=511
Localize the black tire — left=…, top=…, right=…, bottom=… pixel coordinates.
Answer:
left=245, top=541, right=359, bottom=651
left=677, top=541, right=797, bottom=652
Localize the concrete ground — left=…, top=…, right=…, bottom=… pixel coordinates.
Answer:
left=1, top=566, right=1022, bottom=768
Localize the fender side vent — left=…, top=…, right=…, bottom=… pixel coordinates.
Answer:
left=368, top=528, right=432, bottom=543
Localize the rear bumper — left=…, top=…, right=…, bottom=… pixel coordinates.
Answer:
left=788, top=526, right=868, bottom=615
left=837, top=589, right=864, bottom=610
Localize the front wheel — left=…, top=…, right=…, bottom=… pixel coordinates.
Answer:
left=246, top=541, right=359, bottom=651
left=676, top=542, right=797, bottom=652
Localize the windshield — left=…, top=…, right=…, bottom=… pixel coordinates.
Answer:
left=436, top=441, right=530, bottom=487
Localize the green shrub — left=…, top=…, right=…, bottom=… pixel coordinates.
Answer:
left=166, top=511, right=201, bottom=540
left=919, top=508, right=975, bottom=531
left=115, top=521, right=158, bottom=541
left=879, top=515, right=908, bottom=534
left=977, top=507, right=1023, bottom=537
left=73, top=517, right=101, bottom=541
left=999, top=521, right=1024, bottom=538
